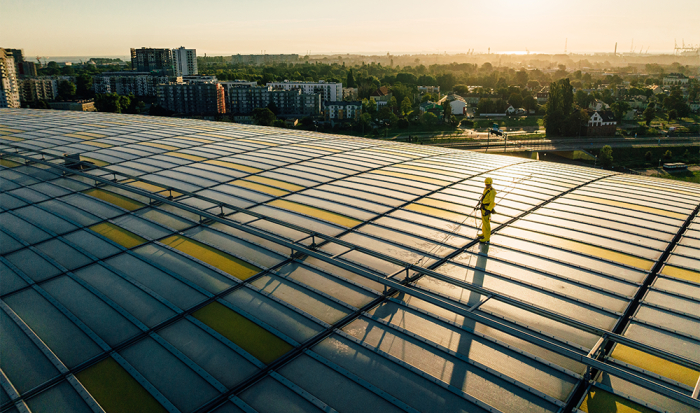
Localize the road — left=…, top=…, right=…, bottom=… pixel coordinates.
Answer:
left=428, top=135, right=700, bottom=152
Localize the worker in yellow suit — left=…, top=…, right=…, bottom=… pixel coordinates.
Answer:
left=478, top=177, right=496, bottom=243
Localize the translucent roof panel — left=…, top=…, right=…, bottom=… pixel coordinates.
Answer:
left=1, top=108, right=699, bottom=413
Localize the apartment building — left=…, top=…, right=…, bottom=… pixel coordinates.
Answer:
left=266, top=80, right=341, bottom=104
left=227, top=85, right=321, bottom=117
left=130, top=48, right=175, bottom=75
left=157, top=81, right=226, bottom=115
left=0, top=49, right=21, bottom=108
left=173, top=47, right=198, bottom=76
left=93, top=72, right=171, bottom=97
left=19, top=77, right=67, bottom=103
left=325, top=101, right=362, bottom=122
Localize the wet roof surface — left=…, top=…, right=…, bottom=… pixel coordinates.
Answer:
left=1, top=109, right=699, bottom=413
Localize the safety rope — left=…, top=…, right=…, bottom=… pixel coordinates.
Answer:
left=413, top=174, right=533, bottom=268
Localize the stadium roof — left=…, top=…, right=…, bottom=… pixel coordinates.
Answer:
left=1, top=108, right=699, bottom=413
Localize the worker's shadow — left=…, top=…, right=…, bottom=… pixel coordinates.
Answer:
left=469, top=242, right=489, bottom=304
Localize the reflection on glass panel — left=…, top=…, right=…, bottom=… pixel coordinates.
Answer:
left=4, top=249, right=62, bottom=282
left=610, top=344, right=699, bottom=387
left=83, top=188, right=145, bottom=211
left=41, top=275, right=141, bottom=347
left=252, top=274, right=351, bottom=324
left=35, top=239, right=93, bottom=271
left=580, top=373, right=696, bottom=413
left=104, top=254, right=206, bottom=310
left=160, top=235, right=261, bottom=280
left=0, top=212, right=52, bottom=244
left=0, top=310, right=60, bottom=394
left=223, top=287, right=324, bottom=343
left=89, top=222, right=146, bottom=249
left=192, top=301, right=293, bottom=364
left=278, top=354, right=405, bottom=413
left=75, top=357, right=167, bottom=413
left=133, top=244, right=236, bottom=294
left=239, top=376, right=319, bottom=413
left=313, top=335, right=490, bottom=413
left=112, top=215, right=171, bottom=240
left=120, top=337, right=220, bottom=413
left=62, top=230, right=122, bottom=259
left=25, top=380, right=93, bottom=413
left=274, top=262, right=376, bottom=308
left=4, top=288, right=102, bottom=369
left=158, top=319, right=259, bottom=389
left=73, top=264, right=175, bottom=327
left=365, top=301, right=578, bottom=402
left=342, top=317, right=561, bottom=412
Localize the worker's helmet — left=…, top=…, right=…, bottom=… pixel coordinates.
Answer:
left=484, top=177, right=493, bottom=185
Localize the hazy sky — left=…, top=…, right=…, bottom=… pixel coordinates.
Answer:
left=3, top=0, right=699, bottom=56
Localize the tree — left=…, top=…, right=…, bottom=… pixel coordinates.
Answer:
left=668, top=109, right=678, bottom=121
left=453, top=85, right=470, bottom=96
left=643, top=105, right=655, bottom=126
left=76, top=74, right=93, bottom=98
left=544, top=78, right=583, bottom=137
left=57, top=80, right=77, bottom=100
left=645, top=151, right=653, bottom=162
left=346, top=69, right=356, bottom=88
left=527, top=80, right=540, bottom=90
left=663, top=150, right=673, bottom=160
left=95, top=93, right=130, bottom=113
left=442, top=101, right=451, bottom=120
left=401, top=97, right=412, bottom=115
left=271, top=119, right=286, bottom=128
left=515, top=70, right=528, bottom=87
left=683, top=149, right=691, bottom=161
left=362, top=98, right=377, bottom=116
left=267, top=101, right=279, bottom=116
left=423, top=112, right=438, bottom=125
left=610, top=101, right=630, bottom=122
left=508, top=93, right=523, bottom=109
left=599, top=145, right=613, bottom=168
left=252, top=108, right=276, bottom=126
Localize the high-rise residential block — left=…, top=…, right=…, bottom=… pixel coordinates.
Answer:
left=157, top=81, right=226, bottom=115
left=173, top=47, right=198, bottom=76
left=0, top=49, right=21, bottom=108
left=267, top=80, right=342, bottom=104
left=19, top=77, right=62, bottom=103
left=226, top=85, right=321, bottom=117
left=130, top=48, right=175, bottom=75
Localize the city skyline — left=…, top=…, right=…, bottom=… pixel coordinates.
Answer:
left=3, top=0, right=699, bottom=56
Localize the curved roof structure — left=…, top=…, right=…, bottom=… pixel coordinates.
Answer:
left=1, top=108, right=699, bottom=413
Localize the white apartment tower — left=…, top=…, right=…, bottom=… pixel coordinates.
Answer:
left=0, top=49, right=21, bottom=108
left=173, top=47, right=198, bottom=77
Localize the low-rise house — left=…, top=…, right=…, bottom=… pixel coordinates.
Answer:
left=588, top=99, right=610, bottom=111
left=417, top=85, right=440, bottom=95
left=626, top=97, right=648, bottom=109
left=441, top=94, right=466, bottom=115
left=370, top=86, right=392, bottom=108
left=585, top=110, right=616, bottom=136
